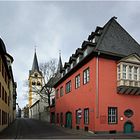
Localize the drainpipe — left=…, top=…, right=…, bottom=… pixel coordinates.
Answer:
left=96, top=51, right=100, bottom=118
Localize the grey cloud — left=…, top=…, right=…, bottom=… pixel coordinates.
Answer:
left=0, top=1, right=140, bottom=108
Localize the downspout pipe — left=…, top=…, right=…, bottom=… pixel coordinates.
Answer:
left=96, top=51, right=100, bottom=118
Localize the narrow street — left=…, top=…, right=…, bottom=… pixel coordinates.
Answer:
left=0, top=118, right=93, bottom=139
left=0, top=118, right=140, bottom=139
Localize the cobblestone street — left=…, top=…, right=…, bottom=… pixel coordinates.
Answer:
left=0, top=118, right=140, bottom=139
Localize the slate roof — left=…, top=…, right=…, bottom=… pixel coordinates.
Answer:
left=95, top=17, right=140, bottom=56
left=53, top=17, right=140, bottom=87
left=32, top=52, right=40, bottom=72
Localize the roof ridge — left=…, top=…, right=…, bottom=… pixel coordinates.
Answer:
left=95, top=17, right=117, bottom=50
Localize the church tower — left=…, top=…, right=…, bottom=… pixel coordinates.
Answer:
left=28, top=51, right=44, bottom=107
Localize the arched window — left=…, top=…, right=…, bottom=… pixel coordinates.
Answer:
left=37, top=81, right=41, bottom=86
left=32, top=81, right=36, bottom=85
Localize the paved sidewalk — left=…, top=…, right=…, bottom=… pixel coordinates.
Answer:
left=49, top=123, right=140, bottom=139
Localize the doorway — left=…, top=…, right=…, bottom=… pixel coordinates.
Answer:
left=65, top=112, right=72, bottom=128
left=124, top=121, right=133, bottom=133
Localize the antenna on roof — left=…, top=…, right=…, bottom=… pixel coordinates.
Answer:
left=34, top=45, right=37, bottom=53
left=59, top=50, right=61, bottom=57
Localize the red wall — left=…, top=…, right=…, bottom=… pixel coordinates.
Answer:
left=95, top=57, right=140, bottom=132
left=54, top=56, right=140, bottom=132
left=55, top=58, right=96, bottom=131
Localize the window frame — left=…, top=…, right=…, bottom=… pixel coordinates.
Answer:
left=108, top=107, right=118, bottom=124
left=56, top=89, right=59, bottom=99
left=75, top=74, right=80, bottom=89
left=84, top=108, right=89, bottom=125
left=134, top=66, right=138, bottom=80
left=83, top=68, right=90, bottom=85
left=60, top=86, right=63, bottom=97
left=122, top=64, right=127, bottom=79
left=66, top=80, right=71, bottom=94
left=76, top=110, right=80, bottom=124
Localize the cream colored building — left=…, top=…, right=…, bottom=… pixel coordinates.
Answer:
left=28, top=51, right=48, bottom=120
left=0, top=38, right=17, bottom=132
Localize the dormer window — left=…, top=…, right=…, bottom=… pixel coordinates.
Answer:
left=76, top=56, right=80, bottom=64
left=70, top=63, right=73, bottom=69
left=92, top=38, right=95, bottom=43
left=61, top=73, right=64, bottom=78
left=65, top=68, right=68, bottom=74
left=84, top=49, right=88, bottom=57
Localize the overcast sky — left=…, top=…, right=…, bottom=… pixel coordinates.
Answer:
left=1, top=1, right=140, bottom=108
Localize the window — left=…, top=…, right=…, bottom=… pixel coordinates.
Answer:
left=83, top=68, right=90, bottom=84
left=37, top=81, right=41, bottom=86
left=134, top=66, right=138, bottom=80
left=66, top=81, right=71, bottom=93
left=0, top=82, right=1, bottom=98
left=76, top=57, right=80, bottom=64
left=84, top=49, right=88, bottom=57
left=8, top=96, right=10, bottom=106
left=5, top=91, right=7, bottom=104
left=92, top=38, right=95, bottom=43
left=32, top=81, right=36, bottom=85
left=75, top=74, right=80, bottom=89
left=61, top=73, right=64, bottom=78
left=60, top=86, right=63, bottom=97
left=34, top=73, right=38, bottom=77
left=108, top=107, right=117, bottom=124
left=122, top=65, right=127, bottom=79
left=70, top=63, right=73, bottom=69
left=128, top=66, right=133, bottom=80
left=76, top=110, right=80, bottom=124
left=2, top=86, right=4, bottom=101
left=56, top=89, right=59, bottom=99
left=117, top=65, right=121, bottom=80
left=84, top=108, right=89, bottom=124
left=124, top=109, right=133, bottom=118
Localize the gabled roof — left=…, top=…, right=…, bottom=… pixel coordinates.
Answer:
left=118, top=53, right=140, bottom=64
left=32, top=52, right=40, bottom=72
left=95, top=17, right=140, bottom=56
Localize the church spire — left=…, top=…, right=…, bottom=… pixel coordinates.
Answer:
left=32, top=49, right=39, bottom=72
left=57, top=50, right=63, bottom=73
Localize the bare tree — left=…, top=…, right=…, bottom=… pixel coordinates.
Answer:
left=40, top=58, right=57, bottom=83
left=39, top=58, right=57, bottom=107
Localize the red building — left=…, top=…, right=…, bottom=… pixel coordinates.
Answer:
left=50, top=17, right=140, bottom=133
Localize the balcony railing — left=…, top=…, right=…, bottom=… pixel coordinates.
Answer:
left=117, top=79, right=140, bottom=95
